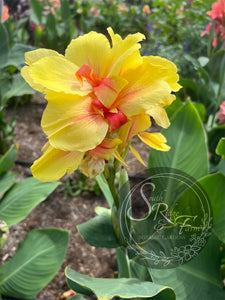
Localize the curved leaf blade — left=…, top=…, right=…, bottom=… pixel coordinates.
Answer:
left=66, top=267, right=175, bottom=300
left=0, top=177, right=59, bottom=226
left=150, top=234, right=225, bottom=300
left=77, top=209, right=119, bottom=248
left=149, top=101, right=209, bottom=179
left=0, top=228, right=69, bottom=299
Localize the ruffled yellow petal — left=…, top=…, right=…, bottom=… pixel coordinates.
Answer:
left=42, top=93, right=108, bottom=152
left=31, top=144, right=84, bottom=182
left=65, top=31, right=111, bottom=78
left=145, top=56, right=182, bottom=92
left=25, top=49, right=61, bottom=65
left=107, top=27, right=145, bottom=77
left=89, top=138, right=122, bottom=160
left=119, top=114, right=151, bottom=145
left=129, top=145, right=146, bottom=166
left=27, top=56, right=91, bottom=95
left=79, top=156, right=105, bottom=178
left=117, top=59, right=173, bottom=117
left=119, top=51, right=143, bottom=75
left=138, top=132, right=170, bottom=151
left=147, top=106, right=170, bottom=128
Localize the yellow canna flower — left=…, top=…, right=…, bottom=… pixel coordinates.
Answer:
left=21, top=28, right=181, bottom=180
left=31, top=137, right=123, bottom=181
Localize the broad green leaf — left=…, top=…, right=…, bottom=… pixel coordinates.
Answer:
left=130, top=260, right=152, bottom=282
left=0, top=177, right=59, bottom=226
left=216, top=138, right=225, bottom=159
left=0, top=172, right=18, bottom=197
left=77, top=209, right=119, bottom=248
left=150, top=234, right=225, bottom=300
left=66, top=267, right=175, bottom=300
left=199, top=173, right=225, bottom=243
left=0, top=23, right=8, bottom=68
left=198, top=56, right=209, bottom=67
left=5, top=44, right=36, bottom=70
left=30, top=0, right=42, bottom=23
left=61, top=0, right=71, bottom=21
left=3, top=73, right=35, bottom=101
left=149, top=101, right=209, bottom=180
left=0, top=145, right=17, bottom=176
left=166, top=98, right=183, bottom=119
left=95, top=174, right=114, bottom=208
left=0, top=228, right=69, bottom=299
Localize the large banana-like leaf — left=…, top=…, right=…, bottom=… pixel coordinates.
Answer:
left=0, top=177, right=59, bottom=226
left=150, top=234, right=225, bottom=300
left=0, top=228, right=69, bottom=299
left=149, top=101, right=209, bottom=180
left=66, top=267, right=175, bottom=300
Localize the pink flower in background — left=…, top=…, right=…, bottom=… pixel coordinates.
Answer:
left=217, top=101, right=225, bottom=124
left=202, top=0, right=225, bottom=47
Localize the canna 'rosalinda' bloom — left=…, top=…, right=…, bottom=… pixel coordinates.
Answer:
left=21, top=28, right=181, bottom=181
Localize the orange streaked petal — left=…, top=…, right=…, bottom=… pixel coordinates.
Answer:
left=129, top=145, right=146, bottom=166
left=94, top=76, right=128, bottom=108
left=117, top=57, right=180, bottom=117
left=76, top=64, right=101, bottom=87
left=27, top=56, right=91, bottom=95
left=119, top=114, right=151, bottom=144
left=105, top=109, right=128, bottom=132
left=31, top=144, right=84, bottom=182
left=89, top=138, right=122, bottom=160
left=147, top=106, right=170, bottom=128
left=42, top=94, right=108, bottom=152
left=65, top=31, right=111, bottom=78
left=138, top=132, right=170, bottom=151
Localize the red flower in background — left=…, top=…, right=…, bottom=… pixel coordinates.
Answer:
left=202, top=0, right=225, bottom=47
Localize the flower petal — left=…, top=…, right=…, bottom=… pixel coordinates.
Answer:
left=117, top=59, right=174, bottom=116
left=31, top=144, right=84, bottom=182
left=89, top=138, right=122, bottom=160
left=24, top=49, right=62, bottom=65
left=94, top=76, right=128, bottom=108
left=119, top=114, right=151, bottom=144
left=138, top=132, right=170, bottom=151
left=147, top=106, right=170, bottom=128
left=65, top=31, right=111, bottom=78
left=129, top=145, right=146, bottom=166
left=107, top=28, right=145, bottom=77
left=27, top=56, right=91, bottom=95
left=42, top=93, right=108, bottom=152
left=145, top=56, right=181, bottom=92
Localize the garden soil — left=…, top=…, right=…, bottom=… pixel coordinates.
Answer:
left=2, top=95, right=151, bottom=300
